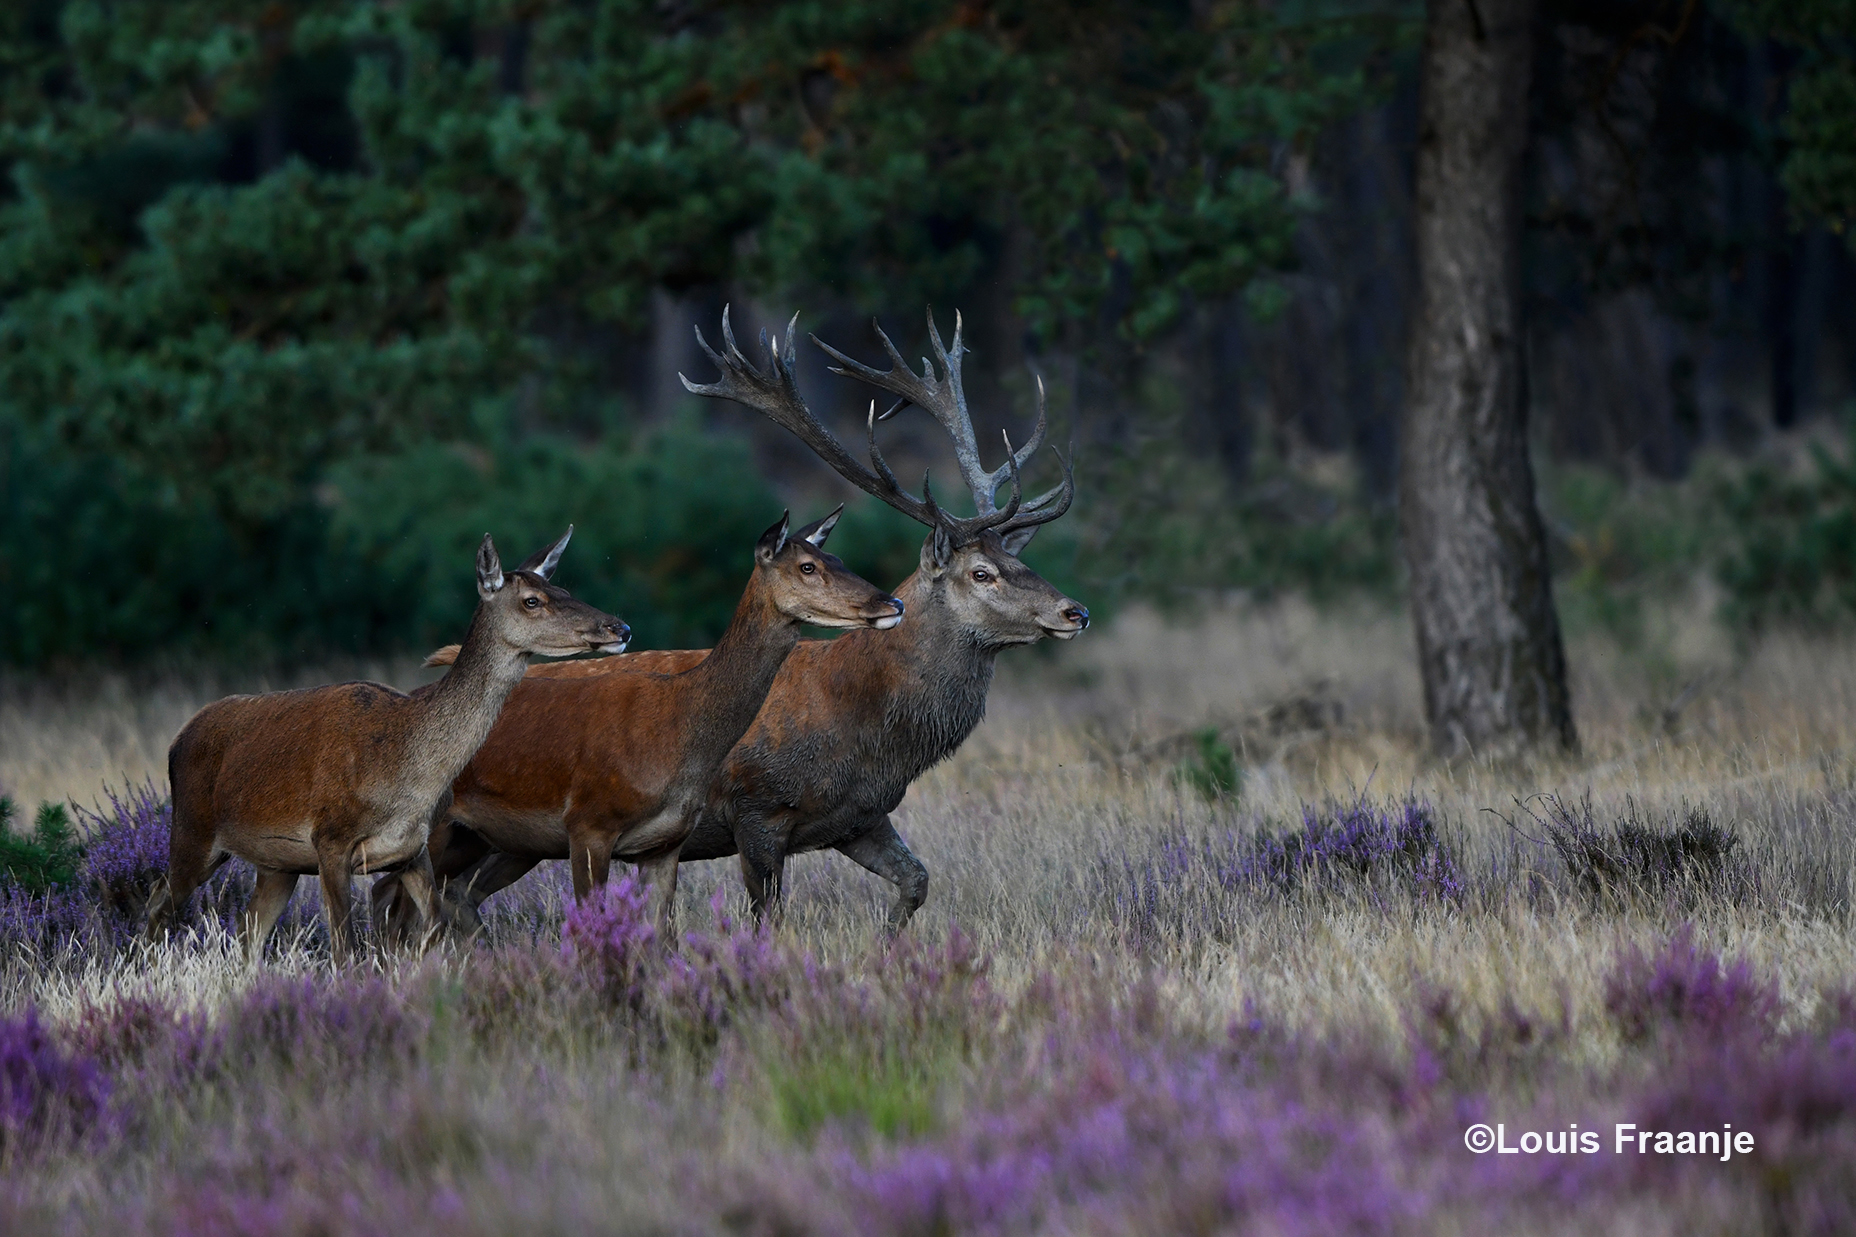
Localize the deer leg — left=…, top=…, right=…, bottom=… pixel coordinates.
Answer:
left=242, top=868, right=299, bottom=963
left=444, top=852, right=540, bottom=935
left=737, top=834, right=788, bottom=925
left=567, top=831, right=615, bottom=903
left=315, top=842, right=357, bottom=964
left=834, top=815, right=929, bottom=934
left=632, top=841, right=684, bottom=937
left=146, top=846, right=228, bottom=940
left=386, top=849, right=440, bottom=952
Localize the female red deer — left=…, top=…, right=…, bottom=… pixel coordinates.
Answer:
left=147, top=529, right=629, bottom=962
left=414, top=308, right=1086, bottom=932
left=376, top=509, right=903, bottom=935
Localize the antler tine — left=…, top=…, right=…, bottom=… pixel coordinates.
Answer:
left=995, top=441, right=1076, bottom=534
left=814, top=310, right=996, bottom=515
left=682, top=306, right=936, bottom=530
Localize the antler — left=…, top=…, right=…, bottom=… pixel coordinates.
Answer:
left=681, top=307, right=935, bottom=528
left=682, top=306, right=1074, bottom=547
left=813, top=309, right=1071, bottom=534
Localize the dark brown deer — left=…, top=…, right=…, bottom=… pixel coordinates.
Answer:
left=147, top=529, right=629, bottom=962
left=374, top=509, right=903, bottom=935
left=420, top=308, right=1086, bottom=932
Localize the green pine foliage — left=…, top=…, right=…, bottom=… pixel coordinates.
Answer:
left=0, top=800, right=82, bottom=894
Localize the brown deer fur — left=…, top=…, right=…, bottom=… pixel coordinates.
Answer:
left=147, top=530, right=628, bottom=962
left=378, top=510, right=901, bottom=934
left=400, top=308, right=1086, bottom=932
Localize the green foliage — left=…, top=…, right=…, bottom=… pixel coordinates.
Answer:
left=324, top=416, right=784, bottom=652
left=1070, top=420, right=1401, bottom=611
left=1714, top=422, right=1856, bottom=631
left=0, top=801, right=81, bottom=894
left=1734, top=1, right=1856, bottom=241
left=0, top=1, right=1403, bottom=665
left=0, top=414, right=780, bottom=662
left=0, top=1, right=1391, bottom=516
left=1177, top=727, right=1243, bottom=802
left=1539, top=462, right=1729, bottom=646
left=764, top=1039, right=949, bottom=1142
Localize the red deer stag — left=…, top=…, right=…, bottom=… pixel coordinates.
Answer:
left=147, top=529, right=629, bottom=962
left=418, top=308, right=1086, bottom=932
left=374, top=508, right=903, bottom=936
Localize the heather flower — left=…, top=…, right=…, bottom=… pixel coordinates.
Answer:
left=561, top=875, right=658, bottom=1009
left=0, top=1008, right=112, bottom=1153
left=1106, top=797, right=1463, bottom=940
left=1604, top=926, right=1780, bottom=1044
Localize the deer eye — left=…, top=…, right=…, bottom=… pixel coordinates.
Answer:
left=523, top=595, right=541, bottom=609
left=800, top=562, right=816, bottom=575
left=972, top=568, right=992, bottom=583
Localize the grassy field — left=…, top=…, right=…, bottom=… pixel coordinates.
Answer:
left=2, top=599, right=1855, bottom=1234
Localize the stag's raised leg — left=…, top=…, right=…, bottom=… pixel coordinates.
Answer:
left=242, top=868, right=299, bottom=963
left=835, top=815, right=928, bottom=933
left=436, top=851, right=539, bottom=936
left=737, top=815, right=790, bottom=924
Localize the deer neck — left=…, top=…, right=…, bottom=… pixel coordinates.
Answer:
left=881, top=571, right=999, bottom=746
left=410, top=606, right=531, bottom=789
left=676, top=574, right=801, bottom=769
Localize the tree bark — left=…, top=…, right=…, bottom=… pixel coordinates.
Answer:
left=1400, top=0, right=1574, bottom=757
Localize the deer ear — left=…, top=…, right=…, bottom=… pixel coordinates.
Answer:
left=756, top=510, right=791, bottom=564
left=1000, top=524, right=1038, bottom=556
left=921, top=526, right=955, bottom=574
left=795, top=504, right=844, bottom=548
left=476, top=534, right=505, bottom=598
left=517, top=525, right=573, bottom=580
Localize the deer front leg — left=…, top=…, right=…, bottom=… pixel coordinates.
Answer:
left=316, top=840, right=357, bottom=963
left=243, top=868, right=299, bottom=963
left=834, top=815, right=929, bottom=934
left=441, top=851, right=540, bottom=937
left=734, top=805, right=794, bottom=925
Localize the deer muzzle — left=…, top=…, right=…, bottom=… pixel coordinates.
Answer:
left=871, top=597, right=905, bottom=631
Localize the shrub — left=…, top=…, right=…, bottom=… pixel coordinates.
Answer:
left=1106, top=798, right=1463, bottom=941
left=1715, top=423, right=1856, bottom=631
left=0, top=1009, right=112, bottom=1153
left=1531, top=796, right=1748, bottom=906
left=0, top=800, right=81, bottom=894
left=1604, top=927, right=1781, bottom=1045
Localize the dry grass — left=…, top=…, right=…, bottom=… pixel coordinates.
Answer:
left=7, top=596, right=1855, bottom=1050
left=6, top=598, right=1856, bottom=1234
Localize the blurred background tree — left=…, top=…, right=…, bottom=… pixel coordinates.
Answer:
left=1, top=0, right=1854, bottom=670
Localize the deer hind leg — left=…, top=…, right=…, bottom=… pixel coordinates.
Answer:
left=242, top=868, right=299, bottom=964
left=834, top=815, right=929, bottom=934
left=632, top=839, right=685, bottom=937
left=567, top=830, right=615, bottom=904
left=384, top=848, right=440, bottom=952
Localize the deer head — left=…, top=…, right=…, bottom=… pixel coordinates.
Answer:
left=682, top=308, right=1088, bottom=649
left=475, top=527, right=632, bottom=657
left=753, top=507, right=906, bottom=631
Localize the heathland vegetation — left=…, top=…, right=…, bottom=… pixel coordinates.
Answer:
left=9, top=2, right=1856, bottom=1233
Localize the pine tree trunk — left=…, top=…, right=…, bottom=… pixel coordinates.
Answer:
left=1400, top=0, right=1574, bottom=757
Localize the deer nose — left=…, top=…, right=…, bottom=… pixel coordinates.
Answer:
left=885, top=597, right=904, bottom=617
left=609, top=620, right=632, bottom=643
left=1063, top=605, right=1089, bottom=629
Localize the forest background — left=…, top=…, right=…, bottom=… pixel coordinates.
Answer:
left=2, top=0, right=1855, bottom=668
